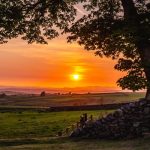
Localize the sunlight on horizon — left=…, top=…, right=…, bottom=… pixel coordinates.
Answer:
left=71, top=74, right=81, bottom=81
left=0, top=32, right=125, bottom=91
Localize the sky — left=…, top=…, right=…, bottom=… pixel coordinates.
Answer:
left=0, top=5, right=125, bottom=92
left=0, top=36, right=125, bottom=90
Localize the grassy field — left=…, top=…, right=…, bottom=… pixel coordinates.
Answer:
left=0, top=110, right=112, bottom=139
left=0, top=92, right=145, bottom=107
left=0, top=93, right=149, bottom=150
left=0, top=110, right=149, bottom=150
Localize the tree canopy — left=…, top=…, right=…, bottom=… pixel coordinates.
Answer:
left=0, top=0, right=150, bottom=98
left=0, top=0, right=78, bottom=44
left=67, top=0, right=150, bottom=92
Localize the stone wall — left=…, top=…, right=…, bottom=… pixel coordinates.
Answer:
left=70, top=98, right=150, bottom=139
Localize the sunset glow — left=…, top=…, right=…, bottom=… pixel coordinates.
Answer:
left=0, top=5, right=126, bottom=92
left=72, top=74, right=80, bottom=81
left=0, top=35, right=125, bottom=92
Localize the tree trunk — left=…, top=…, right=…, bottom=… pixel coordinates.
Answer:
left=142, top=46, right=150, bottom=100
left=121, top=0, right=137, bottom=21
left=121, top=0, right=150, bottom=100
left=146, top=88, right=150, bottom=100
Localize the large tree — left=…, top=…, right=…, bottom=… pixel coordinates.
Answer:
left=0, top=0, right=150, bottom=99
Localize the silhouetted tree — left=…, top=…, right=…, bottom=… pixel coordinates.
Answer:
left=67, top=0, right=150, bottom=100
left=0, top=0, right=77, bottom=44
left=0, top=93, right=6, bottom=98
left=40, top=91, right=46, bottom=97
left=0, top=0, right=150, bottom=99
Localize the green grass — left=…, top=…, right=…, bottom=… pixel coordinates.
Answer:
left=0, top=110, right=112, bottom=139
left=0, top=110, right=149, bottom=150
left=0, top=93, right=148, bottom=149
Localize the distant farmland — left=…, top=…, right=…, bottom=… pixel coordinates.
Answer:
left=0, top=92, right=145, bottom=108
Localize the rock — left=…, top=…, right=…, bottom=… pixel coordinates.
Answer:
left=70, top=99, right=150, bottom=139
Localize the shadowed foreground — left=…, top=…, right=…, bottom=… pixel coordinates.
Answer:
left=0, top=136, right=150, bottom=150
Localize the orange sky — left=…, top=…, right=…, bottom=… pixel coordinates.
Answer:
left=0, top=35, right=125, bottom=90
left=0, top=5, right=125, bottom=92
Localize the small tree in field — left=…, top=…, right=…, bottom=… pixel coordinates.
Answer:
left=0, top=93, right=6, bottom=98
left=40, top=91, right=46, bottom=97
left=0, top=0, right=150, bottom=99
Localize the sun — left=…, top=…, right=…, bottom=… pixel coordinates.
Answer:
left=72, top=74, right=80, bottom=80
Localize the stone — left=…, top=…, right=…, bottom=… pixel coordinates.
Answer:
left=143, top=107, right=150, bottom=115
left=70, top=98, right=150, bottom=139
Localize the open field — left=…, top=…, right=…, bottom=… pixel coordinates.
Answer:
left=0, top=93, right=149, bottom=150
left=0, top=92, right=145, bottom=107
left=0, top=110, right=112, bottom=139
left=0, top=110, right=149, bottom=150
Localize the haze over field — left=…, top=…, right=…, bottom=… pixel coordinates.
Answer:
left=0, top=86, right=127, bottom=95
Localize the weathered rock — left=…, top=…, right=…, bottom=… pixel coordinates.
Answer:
left=70, top=99, right=150, bottom=139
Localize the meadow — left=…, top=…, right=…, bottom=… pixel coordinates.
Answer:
left=0, top=110, right=150, bottom=150
left=0, top=92, right=145, bottom=107
left=0, top=110, right=112, bottom=139
left=0, top=92, right=149, bottom=150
